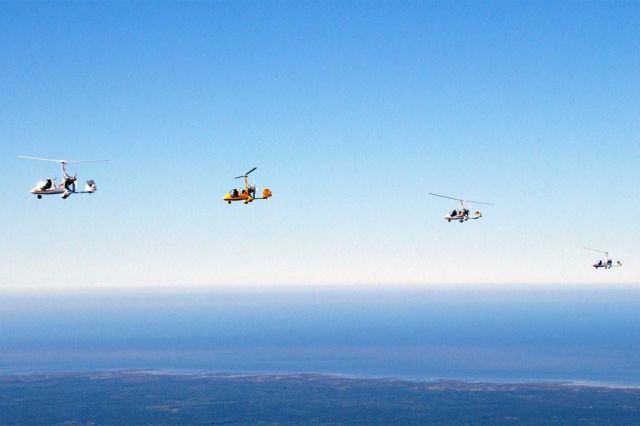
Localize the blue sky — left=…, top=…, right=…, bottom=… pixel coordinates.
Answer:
left=1, top=1, right=638, bottom=291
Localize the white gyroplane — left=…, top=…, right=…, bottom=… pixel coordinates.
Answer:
left=585, top=247, right=622, bottom=270
left=429, top=193, right=494, bottom=222
left=19, top=155, right=108, bottom=199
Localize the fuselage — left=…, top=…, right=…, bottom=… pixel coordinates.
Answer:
left=223, top=187, right=272, bottom=204
left=31, top=186, right=66, bottom=195
left=29, top=178, right=96, bottom=199
left=444, top=211, right=482, bottom=222
left=223, top=192, right=254, bottom=202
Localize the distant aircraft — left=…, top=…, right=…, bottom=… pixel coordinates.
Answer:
left=429, top=193, right=494, bottom=222
left=19, top=155, right=108, bottom=199
left=223, top=167, right=272, bottom=204
left=585, top=247, right=622, bottom=269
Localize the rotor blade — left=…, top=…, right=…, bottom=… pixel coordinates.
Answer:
left=428, top=193, right=462, bottom=202
left=465, top=199, right=495, bottom=206
left=235, top=167, right=257, bottom=179
left=18, top=155, right=67, bottom=163
left=19, top=156, right=108, bottom=164
left=584, top=247, right=609, bottom=254
left=65, top=159, right=109, bottom=164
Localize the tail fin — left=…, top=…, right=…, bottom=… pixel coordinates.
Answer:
left=85, top=180, right=97, bottom=193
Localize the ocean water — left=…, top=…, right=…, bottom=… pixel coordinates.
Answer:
left=1, top=288, right=639, bottom=385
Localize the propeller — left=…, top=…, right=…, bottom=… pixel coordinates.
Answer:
left=235, top=167, right=257, bottom=179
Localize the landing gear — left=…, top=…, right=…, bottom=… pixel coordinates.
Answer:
left=227, top=201, right=231, bottom=204
left=37, top=194, right=42, bottom=199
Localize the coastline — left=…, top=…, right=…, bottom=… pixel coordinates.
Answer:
left=2, top=368, right=640, bottom=390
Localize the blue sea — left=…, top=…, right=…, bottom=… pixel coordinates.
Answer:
left=1, top=287, right=639, bottom=385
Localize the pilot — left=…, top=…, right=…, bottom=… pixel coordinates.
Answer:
left=597, top=260, right=603, bottom=267
left=450, top=210, right=457, bottom=217
left=232, top=189, right=239, bottom=197
left=42, top=178, right=52, bottom=190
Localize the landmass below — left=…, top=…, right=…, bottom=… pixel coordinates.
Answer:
left=1, top=371, right=639, bottom=425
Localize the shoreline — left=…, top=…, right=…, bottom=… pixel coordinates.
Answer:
left=2, top=368, right=639, bottom=390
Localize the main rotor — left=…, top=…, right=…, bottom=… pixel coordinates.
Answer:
left=235, top=167, right=257, bottom=188
left=235, top=167, right=257, bottom=179
left=585, top=247, right=611, bottom=260
left=19, top=155, right=108, bottom=178
left=428, top=192, right=494, bottom=208
left=18, top=155, right=109, bottom=165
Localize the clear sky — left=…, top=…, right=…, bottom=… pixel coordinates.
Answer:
left=1, top=1, right=638, bottom=291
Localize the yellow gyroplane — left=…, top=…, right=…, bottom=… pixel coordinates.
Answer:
left=223, top=167, right=272, bottom=204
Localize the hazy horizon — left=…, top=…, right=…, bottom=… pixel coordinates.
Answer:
left=2, top=287, right=639, bottom=385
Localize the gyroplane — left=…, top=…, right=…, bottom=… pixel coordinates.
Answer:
left=429, top=193, right=494, bottom=222
left=585, top=247, right=622, bottom=269
left=19, top=155, right=108, bottom=199
left=223, top=167, right=272, bottom=204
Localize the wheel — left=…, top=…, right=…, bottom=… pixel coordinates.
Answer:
left=37, top=194, right=42, bottom=199
left=459, top=219, right=464, bottom=223
left=227, top=201, right=231, bottom=204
